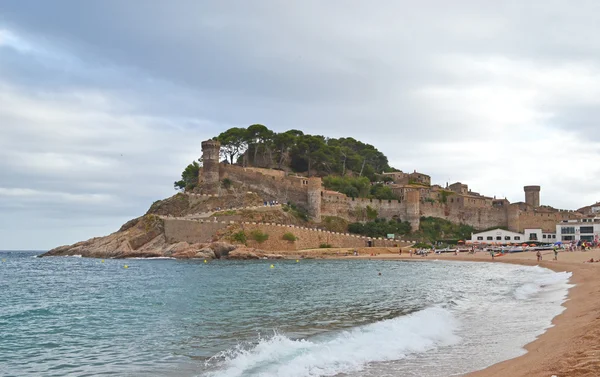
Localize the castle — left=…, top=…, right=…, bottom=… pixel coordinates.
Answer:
left=198, top=140, right=583, bottom=233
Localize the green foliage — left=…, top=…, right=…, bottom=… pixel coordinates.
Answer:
left=348, top=218, right=412, bottom=238
left=323, top=176, right=370, bottom=197
left=217, top=127, right=249, bottom=164
left=250, top=230, right=269, bottom=243
left=319, top=243, right=332, bottom=248
left=369, top=183, right=397, bottom=200
left=366, top=205, right=378, bottom=220
left=416, top=217, right=475, bottom=243
left=174, top=161, right=200, bottom=191
left=323, top=177, right=398, bottom=200
left=439, top=190, right=453, bottom=204
left=209, top=126, right=393, bottom=179
left=231, top=231, right=247, bottom=244
left=321, top=216, right=349, bottom=233
left=221, top=178, right=233, bottom=189
left=282, top=202, right=309, bottom=222
left=424, top=198, right=436, bottom=203
left=282, top=232, right=298, bottom=242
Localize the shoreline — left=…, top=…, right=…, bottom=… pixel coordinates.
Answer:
left=312, top=248, right=600, bottom=377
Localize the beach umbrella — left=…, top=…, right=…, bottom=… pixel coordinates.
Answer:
left=458, top=240, right=465, bottom=244
left=529, top=244, right=536, bottom=247
left=521, top=243, right=528, bottom=247
left=554, top=241, right=562, bottom=245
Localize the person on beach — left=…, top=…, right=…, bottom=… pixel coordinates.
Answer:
left=409, top=249, right=413, bottom=257
left=536, top=250, right=542, bottom=262
left=553, top=247, right=558, bottom=261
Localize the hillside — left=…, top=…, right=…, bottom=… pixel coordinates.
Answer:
left=175, top=125, right=397, bottom=193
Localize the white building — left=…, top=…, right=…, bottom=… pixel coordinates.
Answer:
left=470, top=228, right=525, bottom=244
left=556, top=218, right=600, bottom=242
left=523, top=228, right=557, bottom=243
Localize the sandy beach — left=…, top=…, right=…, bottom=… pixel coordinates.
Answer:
left=287, top=248, right=600, bottom=377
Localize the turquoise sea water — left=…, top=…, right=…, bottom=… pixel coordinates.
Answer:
left=0, top=251, right=572, bottom=377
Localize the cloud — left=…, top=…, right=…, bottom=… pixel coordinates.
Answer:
left=1, top=1, right=600, bottom=248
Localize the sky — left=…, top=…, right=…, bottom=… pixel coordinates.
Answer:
left=1, top=1, right=600, bottom=250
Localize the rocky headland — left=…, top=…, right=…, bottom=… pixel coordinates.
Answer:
left=40, top=192, right=287, bottom=260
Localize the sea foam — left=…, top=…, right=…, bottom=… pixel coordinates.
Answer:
left=514, top=269, right=572, bottom=301
left=204, top=306, right=460, bottom=377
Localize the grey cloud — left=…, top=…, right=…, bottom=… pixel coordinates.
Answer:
left=2, top=1, right=600, bottom=248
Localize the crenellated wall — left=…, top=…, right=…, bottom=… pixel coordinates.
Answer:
left=198, top=140, right=581, bottom=232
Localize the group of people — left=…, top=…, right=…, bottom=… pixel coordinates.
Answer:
left=562, top=240, right=597, bottom=251
left=263, top=200, right=279, bottom=206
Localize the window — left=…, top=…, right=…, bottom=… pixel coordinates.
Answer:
left=562, top=235, right=575, bottom=241
left=477, top=236, right=483, bottom=240
left=529, top=233, right=538, bottom=240
left=543, top=234, right=547, bottom=238
left=496, top=236, right=502, bottom=240
left=580, top=226, right=594, bottom=234
left=561, top=227, right=575, bottom=234
left=504, top=236, right=511, bottom=240
left=487, top=236, right=493, bottom=240
left=514, top=236, right=521, bottom=240
left=581, top=235, right=594, bottom=241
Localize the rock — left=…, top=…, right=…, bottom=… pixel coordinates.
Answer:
left=264, top=254, right=284, bottom=259
left=118, top=217, right=140, bottom=232
left=227, top=248, right=260, bottom=260
left=194, top=250, right=215, bottom=259
left=210, top=242, right=236, bottom=258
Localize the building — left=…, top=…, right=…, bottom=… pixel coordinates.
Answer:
left=556, top=218, right=600, bottom=242
left=523, top=228, right=557, bottom=242
left=470, top=228, right=525, bottom=244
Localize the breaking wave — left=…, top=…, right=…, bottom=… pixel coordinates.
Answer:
left=203, top=306, right=460, bottom=377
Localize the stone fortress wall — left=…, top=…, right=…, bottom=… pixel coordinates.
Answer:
left=163, top=217, right=406, bottom=251
left=198, top=140, right=584, bottom=234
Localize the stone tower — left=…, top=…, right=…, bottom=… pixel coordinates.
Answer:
left=200, top=139, right=221, bottom=195
left=405, top=190, right=421, bottom=231
left=524, top=185, right=540, bottom=208
left=307, top=177, right=322, bottom=222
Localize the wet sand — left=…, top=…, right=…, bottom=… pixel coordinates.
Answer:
left=285, top=247, right=600, bottom=377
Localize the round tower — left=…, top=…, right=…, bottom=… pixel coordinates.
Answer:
left=201, top=139, right=221, bottom=195
left=524, top=185, right=540, bottom=208
left=307, top=177, right=322, bottom=222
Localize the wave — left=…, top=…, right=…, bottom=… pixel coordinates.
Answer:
left=203, top=306, right=460, bottom=377
left=514, top=269, right=572, bottom=300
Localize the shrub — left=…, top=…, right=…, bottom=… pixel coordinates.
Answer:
left=282, top=232, right=298, bottom=242
left=231, top=231, right=247, bottom=244
left=319, top=243, right=332, bottom=248
left=221, top=178, right=233, bottom=189
left=250, top=230, right=269, bottom=243
left=366, top=205, right=378, bottom=220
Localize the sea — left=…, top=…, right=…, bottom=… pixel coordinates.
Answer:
left=0, top=251, right=572, bottom=377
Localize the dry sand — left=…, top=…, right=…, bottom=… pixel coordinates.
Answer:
left=288, top=247, right=600, bottom=377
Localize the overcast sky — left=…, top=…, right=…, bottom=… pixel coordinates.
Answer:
left=2, top=1, right=600, bottom=250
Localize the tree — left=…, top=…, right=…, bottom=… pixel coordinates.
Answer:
left=217, top=127, right=248, bottom=164
left=273, top=130, right=298, bottom=169
left=246, top=124, right=272, bottom=166
left=174, top=161, right=200, bottom=191
left=292, top=134, right=327, bottom=176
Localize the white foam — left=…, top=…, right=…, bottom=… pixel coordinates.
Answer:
left=514, top=270, right=572, bottom=300
left=204, top=307, right=460, bottom=377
